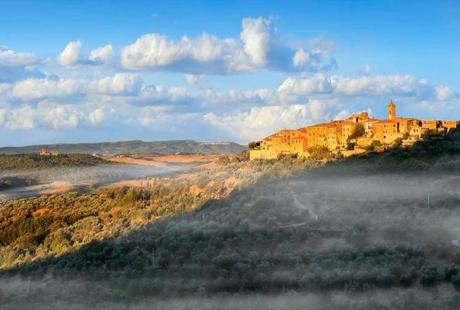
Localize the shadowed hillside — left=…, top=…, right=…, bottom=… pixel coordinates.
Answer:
left=1, top=131, right=460, bottom=308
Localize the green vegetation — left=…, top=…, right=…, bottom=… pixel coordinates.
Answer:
left=0, top=131, right=460, bottom=307
left=0, top=153, right=107, bottom=170
left=307, top=146, right=333, bottom=160
left=349, top=123, right=365, bottom=140
left=0, top=176, right=37, bottom=190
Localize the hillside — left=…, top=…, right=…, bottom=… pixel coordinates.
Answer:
left=0, top=153, right=107, bottom=170
left=0, top=140, right=246, bottom=155
left=0, top=131, right=460, bottom=308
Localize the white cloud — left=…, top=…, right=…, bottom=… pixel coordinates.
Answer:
left=184, top=74, right=205, bottom=86
left=6, top=106, right=35, bottom=129
left=57, top=41, right=114, bottom=67
left=204, top=99, right=333, bottom=141
left=0, top=108, right=6, bottom=126
left=88, top=107, right=107, bottom=125
left=12, top=77, right=82, bottom=101
left=0, top=47, right=37, bottom=66
left=37, top=101, right=80, bottom=129
left=293, top=49, right=311, bottom=68
left=240, top=17, right=271, bottom=66
left=278, top=74, right=453, bottom=102
left=89, top=44, right=114, bottom=64
left=435, top=85, right=455, bottom=101
left=0, top=47, right=43, bottom=82
left=308, top=36, right=336, bottom=57
left=57, top=40, right=82, bottom=66
left=0, top=83, right=12, bottom=93
left=278, top=74, right=333, bottom=94
left=120, top=17, right=333, bottom=74
left=182, top=33, right=223, bottom=62
left=90, top=73, right=143, bottom=95
left=121, top=33, right=181, bottom=67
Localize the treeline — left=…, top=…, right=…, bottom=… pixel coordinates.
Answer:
left=0, top=153, right=107, bottom=170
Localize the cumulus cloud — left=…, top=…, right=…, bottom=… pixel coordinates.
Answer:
left=120, top=17, right=333, bottom=74
left=57, top=40, right=82, bottom=66
left=0, top=83, right=12, bottom=93
left=435, top=85, right=455, bottom=101
left=292, top=49, right=311, bottom=68
left=88, top=107, right=108, bottom=125
left=120, top=32, right=235, bottom=73
left=278, top=74, right=456, bottom=102
left=0, top=47, right=37, bottom=66
left=0, top=47, right=43, bottom=82
left=278, top=74, right=333, bottom=94
left=240, top=17, right=272, bottom=66
left=204, top=99, right=335, bottom=141
left=184, top=74, right=205, bottom=86
left=90, top=73, right=143, bottom=95
left=308, top=36, right=336, bottom=57
left=12, top=77, right=83, bottom=101
left=57, top=41, right=114, bottom=66
left=89, top=44, right=114, bottom=64
left=5, top=106, right=36, bottom=129
left=37, top=100, right=80, bottom=129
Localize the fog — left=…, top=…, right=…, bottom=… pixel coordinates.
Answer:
left=0, top=277, right=459, bottom=309
left=1, top=158, right=460, bottom=308
left=0, top=163, right=191, bottom=201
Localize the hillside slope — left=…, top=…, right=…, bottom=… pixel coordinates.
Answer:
left=0, top=140, right=246, bottom=155
left=1, top=132, right=460, bottom=308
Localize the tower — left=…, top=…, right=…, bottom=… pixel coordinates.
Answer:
left=388, top=100, right=396, bottom=120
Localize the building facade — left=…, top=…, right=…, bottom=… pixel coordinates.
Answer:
left=249, top=101, right=459, bottom=160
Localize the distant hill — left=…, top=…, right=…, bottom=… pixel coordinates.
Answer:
left=0, top=153, right=107, bottom=170
left=0, top=140, right=247, bottom=155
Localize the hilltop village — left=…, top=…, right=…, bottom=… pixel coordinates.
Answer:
left=249, top=101, right=460, bottom=160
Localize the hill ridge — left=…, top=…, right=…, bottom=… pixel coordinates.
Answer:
left=0, top=140, right=246, bottom=155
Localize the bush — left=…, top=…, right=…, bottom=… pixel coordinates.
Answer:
left=420, top=265, right=439, bottom=286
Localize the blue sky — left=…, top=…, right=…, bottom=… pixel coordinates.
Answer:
left=0, top=0, right=459, bottom=146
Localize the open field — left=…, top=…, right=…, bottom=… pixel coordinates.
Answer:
left=107, top=153, right=223, bottom=168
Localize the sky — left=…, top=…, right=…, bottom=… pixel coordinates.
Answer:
left=0, top=0, right=459, bottom=146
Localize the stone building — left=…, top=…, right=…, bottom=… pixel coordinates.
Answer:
left=249, top=100, right=459, bottom=160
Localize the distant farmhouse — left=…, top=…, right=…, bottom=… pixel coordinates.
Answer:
left=39, top=148, right=59, bottom=156
left=249, top=101, right=460, bottom=160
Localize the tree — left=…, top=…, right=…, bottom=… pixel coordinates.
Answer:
left=420, top=265, right=439, bottom=286
left=349, top=124, right=365, bottom=139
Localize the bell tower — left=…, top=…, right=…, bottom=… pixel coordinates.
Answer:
left=388, top=100, right=396, bottom=120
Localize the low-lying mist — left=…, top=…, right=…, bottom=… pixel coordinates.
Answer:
left=1, top=276, right=459, bottom=309
left=0, top=163, right=190, bottom=200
